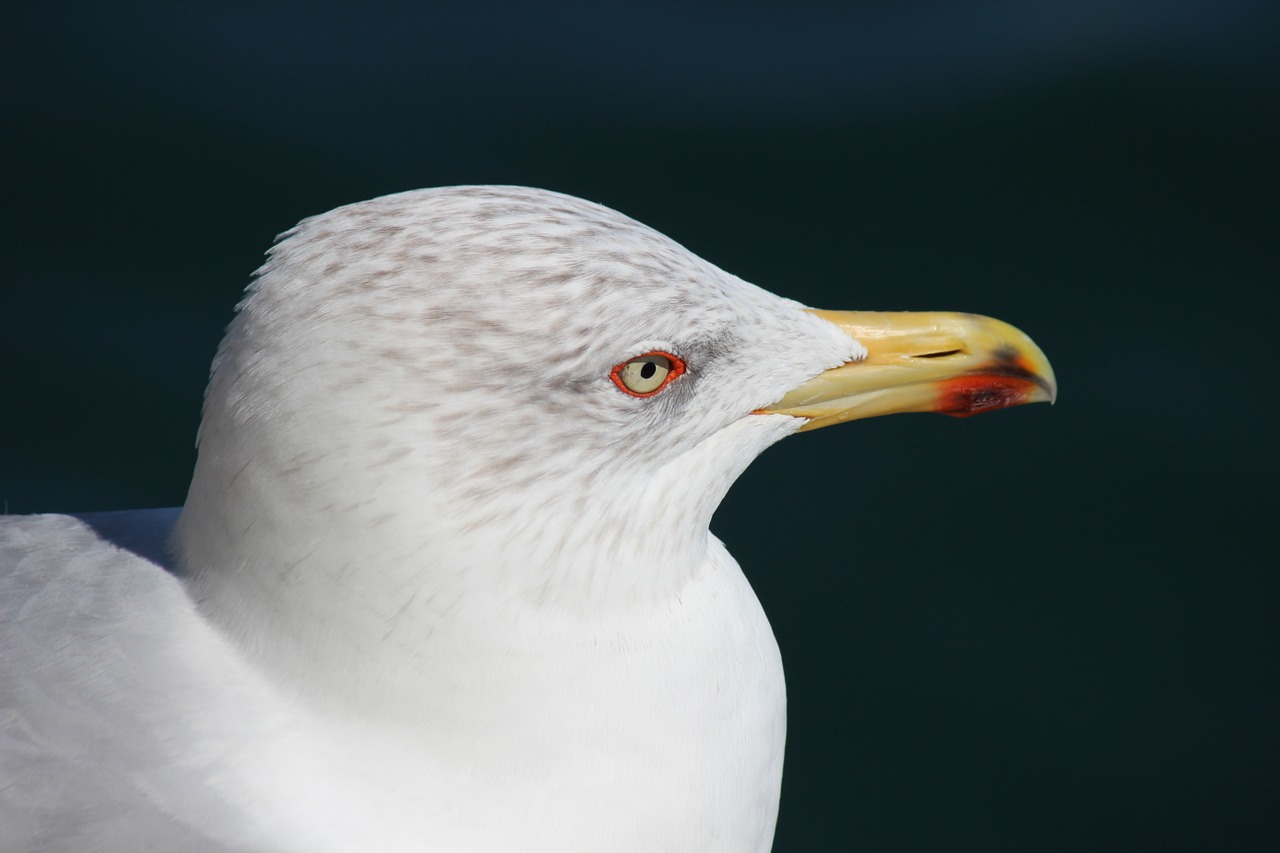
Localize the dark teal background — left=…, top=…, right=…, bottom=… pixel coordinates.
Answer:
left=3, top=2, right=1277, bottom=850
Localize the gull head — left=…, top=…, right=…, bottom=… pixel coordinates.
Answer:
left=172, top=185, right=1054, bottom=714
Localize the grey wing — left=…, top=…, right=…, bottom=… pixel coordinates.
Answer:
left=0, top=513, right=271, bottom=852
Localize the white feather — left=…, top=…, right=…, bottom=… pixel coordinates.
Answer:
left=1, top=186, right=862, bottom=852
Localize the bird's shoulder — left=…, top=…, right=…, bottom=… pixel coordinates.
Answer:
left=0, top=512, right=301, bottom=851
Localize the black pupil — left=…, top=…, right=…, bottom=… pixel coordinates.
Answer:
left=640, top=361, right=657, bottom=379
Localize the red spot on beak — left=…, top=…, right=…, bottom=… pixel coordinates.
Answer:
left=936, top=375, right=1039, bottom=418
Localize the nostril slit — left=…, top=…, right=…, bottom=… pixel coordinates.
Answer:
left=917, top=349, right=962, bottom=359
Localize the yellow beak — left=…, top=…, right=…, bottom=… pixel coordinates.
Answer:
left=761, top=310, right=1057, bottom=431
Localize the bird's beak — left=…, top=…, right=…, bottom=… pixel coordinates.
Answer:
left=760, top=310, right=1057, bottom=431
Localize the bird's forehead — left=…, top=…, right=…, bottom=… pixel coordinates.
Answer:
left=267, top=186, right=766, bottom=351
left=284, top=187, right=722, bottom=301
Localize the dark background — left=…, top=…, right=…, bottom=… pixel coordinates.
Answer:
left=3, top=2, right=1277, bottom=850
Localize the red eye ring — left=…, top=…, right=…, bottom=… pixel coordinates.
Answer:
left=609, top=351, right=687, bottom=398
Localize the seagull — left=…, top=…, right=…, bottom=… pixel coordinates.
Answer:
left=0, top=186, right=1055, bottom=852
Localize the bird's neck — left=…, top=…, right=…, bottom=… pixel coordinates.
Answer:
left=172, top=387, right=796, bottom=719
left=172, top=454, right=711, bottom=721
left=168, top=400, right=792, bottom=848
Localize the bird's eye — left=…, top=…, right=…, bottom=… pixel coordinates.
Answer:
left=610, top=351, right=686, bottom=397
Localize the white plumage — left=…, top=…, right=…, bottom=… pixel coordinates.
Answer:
left=2, top=187, right=861, bottom=852
left=1, top=186, right=1053, bottom=852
